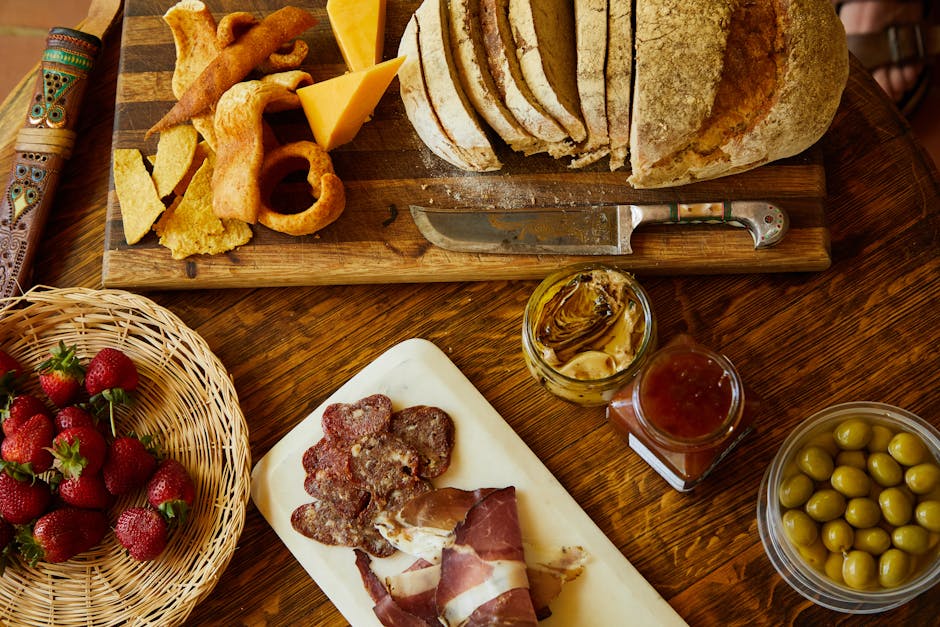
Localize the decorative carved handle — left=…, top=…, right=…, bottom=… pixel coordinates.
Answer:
left=0, top=28, right=102, bottom=299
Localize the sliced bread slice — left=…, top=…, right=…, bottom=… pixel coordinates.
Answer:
left=508, top=0, right=587, bottom=143
left=478, top=0, right=572, bottom=153
left=415, top=0, right=501, bottom=172
left=449, top=0, right=540, bottom=155
left=570, top=0, right=610, bottom=168
left=605, top=0, right=631, bottom=170
left=398, top=15, right=487, bottom=171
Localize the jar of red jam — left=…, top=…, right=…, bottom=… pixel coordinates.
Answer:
left=606, top=336, right=756, bottom=491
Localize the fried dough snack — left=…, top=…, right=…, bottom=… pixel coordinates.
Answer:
left=212, top=72, right=314, bottom=223
left=257, top=141, right=347, bottom=237
left=148, top=5, right=318, bottom=137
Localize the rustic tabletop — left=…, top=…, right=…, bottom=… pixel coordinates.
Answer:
left=0, top=3, right=938, bottom=626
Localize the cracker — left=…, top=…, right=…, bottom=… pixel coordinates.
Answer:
left=152, top=124, right=200, bottom=198
left=112, top=148, right=166, bottom=245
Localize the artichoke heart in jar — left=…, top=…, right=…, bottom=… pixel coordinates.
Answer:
left=522, top=263, right=656, bottom=406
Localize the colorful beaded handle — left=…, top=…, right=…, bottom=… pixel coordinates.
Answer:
left=0, top=28, right=102, bottom=299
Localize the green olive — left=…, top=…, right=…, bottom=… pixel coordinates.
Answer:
left=797, top=538, right=829, bottom=572
left=853, top=527, right=892, bottom=555
left=797, top=445, right=835, bottom=482
left=878, top=548, right=913, bottom=588
left=806, top=431, right=840, bottom=457
left=824, top=551, right=845, bottom=583
left=842, top=550, right=877, bottom=590
left=868, top=424, right=896, bottom=453
left=868, top=452, right=904, bottom=487
left=821, top=519, right=855, bottom=553
left=879, top=487, right=914, bottom=526
left=888, top=432, right=929, bottom=467
left=915, top=500, right=940, bottom=533
left=805, top=489, right=847, bottom=522
left=905, top=463, right=940, bottom=495
left=893, top=525, right=931, bottom=555
left=845, top=497, right=882, bottom=528
left=831, top=465, right=872, bottom=498
left=836, top=450, right=868, bottom=470
left=834, top=419, right=873, bottom=450
left=782, top=509, right=819, bottom=547
left=779, top=473, right=815, bottom=509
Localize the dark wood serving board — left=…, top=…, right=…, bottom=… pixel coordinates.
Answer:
left=102, top=0, right=831, bottom=290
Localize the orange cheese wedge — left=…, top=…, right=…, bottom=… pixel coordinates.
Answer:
left=327, top=0, right=387, bottom=72
left=298, top=56, right=405, bottom=151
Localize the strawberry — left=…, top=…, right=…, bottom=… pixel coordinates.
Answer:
left=0, top=414, right=55, bottom=474
left=0, top=350, right=24, bottom=400
left=2, top=394, right=50, bottom=437
left=85, top=348, right=138, bottom=436
left=102, top=435, right=158, bottom=496
left=58, top=473, right=113, bottom=510
left=50, top=426, right=107, bottom=478
left=53, top=405, right=96, bottom=433
left=0, top=471, right=51, bottom=524
left=146, top=459, right=195, bottom=523
left=17, top=507, right=108, bottom=564
left=114, top=507, right=168, bottom=561
left=37, top=341, right=85, bottom=408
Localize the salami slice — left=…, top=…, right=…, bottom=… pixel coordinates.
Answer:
left=350, top=432, right=422, bottom=498
left=357, top=478, right=434, bottom=557
left=302, top=438, right=353, bottom=477
left=291, top=499, right=367, bottom=548
left=322, top=394, right=393, bottom=442
left=389, top=405, right=455, bottom=478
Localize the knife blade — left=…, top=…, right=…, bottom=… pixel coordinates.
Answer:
left=0, top=0, right=124, bottom=299
left=410, top=201, right=788, bottom=255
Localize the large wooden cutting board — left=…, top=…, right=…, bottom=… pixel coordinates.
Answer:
left=102, top=0, right=831, bottom=290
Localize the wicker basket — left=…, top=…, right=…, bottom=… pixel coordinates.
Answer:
left=0, top=286, right=250, bottom=626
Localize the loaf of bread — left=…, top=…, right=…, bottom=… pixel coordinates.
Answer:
left=628, top=0, right=848, bottom=188
left=399, top=0, right=848, bottom=187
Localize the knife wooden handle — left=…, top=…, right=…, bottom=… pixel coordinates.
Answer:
left=0, top=28, right=102, bottom=299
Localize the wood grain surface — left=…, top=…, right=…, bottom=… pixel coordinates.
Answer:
left=102, top=0, right=829, bottom=290
left=0, top=2, right=938, bottom=627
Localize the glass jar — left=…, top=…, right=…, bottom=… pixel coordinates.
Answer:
left=607, top=335, right=756, bottom=491
left=521, top=263, right=656, bottom=407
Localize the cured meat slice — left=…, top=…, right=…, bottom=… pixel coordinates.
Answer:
left=358, top=479, right=434, bottom=558
left=350, top=432, right=422, bottom=498
left=291, top=498, right=368, bottom=548
left=525, top=545, right=588, bottom=619
left=376, top=487, right=497, bottom=562
left=389, top=405, right=455, bottom=479
left=301, top=437, right=352, bottom=476
left=386, top=559, right=441, bottom=623
left=436, top=486, right=538, bottom=626
left=355, top=550, right=431, bottom=627
left=302, top=438, right=368, bottom=517
left=322, top=393, right=393, bottom=442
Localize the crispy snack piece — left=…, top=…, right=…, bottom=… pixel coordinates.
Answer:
left=148, top=6, right=318, bottom=137
left=112, top=148, right=166, bottom=245
left=154, top=153, right=253, bottom=259
left=257, top=141, right=347, bottom=236
left=212, top=72, right=313, bottom=223
left=216, top=11, right=258, bottom=47
left=151, top=123, right=199, bottom=198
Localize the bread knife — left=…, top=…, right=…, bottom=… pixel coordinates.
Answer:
left=410, top=201, right=788, bottom=255
left=0, top=0, right=124, bottom=299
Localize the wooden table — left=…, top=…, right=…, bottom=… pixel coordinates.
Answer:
left=1, top=12, right=938, bottom=627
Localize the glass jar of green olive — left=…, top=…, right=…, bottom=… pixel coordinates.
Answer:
left=758, top=402, right=940, bottom=613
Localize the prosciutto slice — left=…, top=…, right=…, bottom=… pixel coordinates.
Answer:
left=355, top=550, right=431, bottom=627
left=436, top=486, right=538, bottom=626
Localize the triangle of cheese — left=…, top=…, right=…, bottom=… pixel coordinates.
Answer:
left=298, top=56, right=406, bottom=151
left=327, top=0, right=387, bottom=73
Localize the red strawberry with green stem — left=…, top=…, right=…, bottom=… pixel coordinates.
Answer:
left=114, top=507, right=168, bottom=561
left=0, top=471, right=51, bottom=524
left=17, top=507, right=108, bottom=564
left=37, top=341, right=85, bottom=408
left=53, top=405, right=97, bottom=433
left=85, top=348, right=138, bottom=437
left=50, top=426, right=107, bottom=478
left=102, top=435, right=158, bottom=496
left=58, top=473, right=113, bottom=510
left=1, top=414, right=55, bottom=474
left=1, top=394, right=50, bottom=437
left=147, top=459, right=195, bottom=523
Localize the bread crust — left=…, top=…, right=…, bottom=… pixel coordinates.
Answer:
left=605, top=0, right=631, bottom=170
left=629, top=0, right=848, bottom=188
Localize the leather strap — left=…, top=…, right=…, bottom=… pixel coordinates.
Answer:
left=847, top=22, right=940, bottom=69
